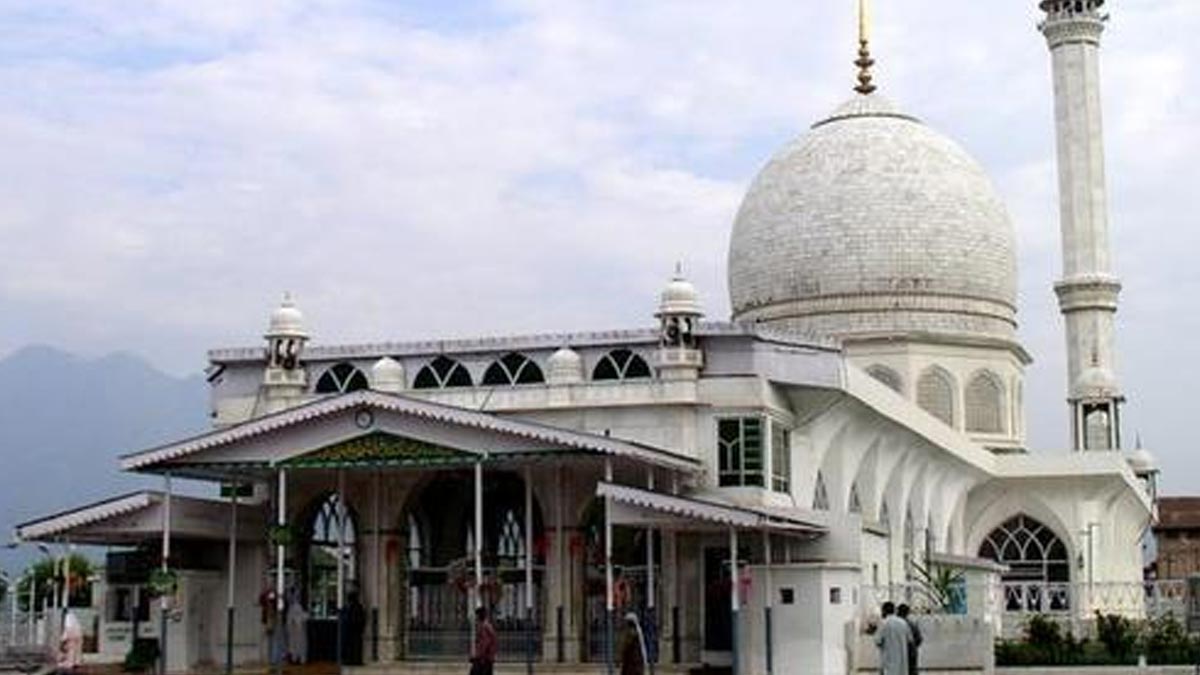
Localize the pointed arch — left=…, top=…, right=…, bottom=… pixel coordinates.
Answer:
left=482, top=352, right=545, bottom=386
left=303, top=493, right=358, bottom=619
left=812, top=471, right=830, bottom=511
left=314, top=362, right=370, bottom=394
left=978, top=514, right=1072, bottom=611
left=592, top=349, right=652, bottom=381
left=848, top=481, right=863, bottom=514
left=917, top=366, right=956, bottom=427
left=413, top=355, right=473, bottom=389
left=965, top=369, right=1006, bottom=433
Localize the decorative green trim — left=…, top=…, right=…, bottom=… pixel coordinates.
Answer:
left=283, top=432, right=477, bottom=468
left=146, top=568, right=177, bottom=597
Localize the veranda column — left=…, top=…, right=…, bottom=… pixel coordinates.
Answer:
left=762, top=530, right=773, bottom=675
left=274, top=469, right=287, bottom=675
left=603, top=458, right=614, bottom=675
left=474, top=459, right=484, bottom=601
left=225, top=483, right=239, bottom=675
left=62, top=541, right=70, bottom=619
left=555, top=464, right=565, bottom=662
left=729, top=527, right=739, bottom=675
left=524, top=465, right=534, bottom=675
left=644, top=470, right=656, bottom=675
left=160, top=474, right=173, bottom=675
left=372, top=470, right=381, bottom=662
left=336, top=470, right=347, bottom=673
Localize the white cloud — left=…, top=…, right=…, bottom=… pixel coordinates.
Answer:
left=0, top=0, right=1197, bottom=490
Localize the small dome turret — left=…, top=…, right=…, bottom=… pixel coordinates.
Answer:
left=547, top=347, right=584, bottom=385
left=371, top=357, right=406, bottom=393
left=1126, top=447, right=1157, bottom=474
left=266, top=293, right=307, bottom=339
left=656, top=265, right=703, bottom=318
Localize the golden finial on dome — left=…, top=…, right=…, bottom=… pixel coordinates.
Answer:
left=854, top=0, right=877, bottom=95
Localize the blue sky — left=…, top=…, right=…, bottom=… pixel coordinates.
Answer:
left=0, top=0, right=1197, bottom=492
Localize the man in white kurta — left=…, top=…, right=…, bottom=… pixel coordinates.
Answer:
left=874, top=602, right=911, bottom=675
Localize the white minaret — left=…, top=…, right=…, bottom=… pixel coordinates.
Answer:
left=1039, top=0, right=1124, bottom=451
left=261, top=293, right=309, bottom=413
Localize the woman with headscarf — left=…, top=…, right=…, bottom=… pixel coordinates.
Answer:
left=58, top=611, right=84, bottom=672
left=618, top=612, right=647, bottom=675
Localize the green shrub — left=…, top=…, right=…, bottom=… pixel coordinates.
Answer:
left=1141, top=613, right=1200, bottom=665
left=1095, top=612, right=1138, bottom=662
left=123, top=638, right=160, bottom=673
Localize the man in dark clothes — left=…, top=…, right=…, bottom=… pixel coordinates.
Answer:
left=343, top=592, right=367, bottom=665
left=618, top=612, right=646, bottom=675
left=897, top=604, right=922, bottom=674
left=471, top=607, right=498, bottom=675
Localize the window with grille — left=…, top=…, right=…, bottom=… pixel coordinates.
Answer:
left=591, top=349, right=652, bottom=381
left=717, top=417, right=764, bottom=487
left=917, top=367, right=955, bottom=426
left=482, top=352, right=545, bottom=385
left=412, top=355, right=473, bottom=389
left=965, top=371, right=1006, bottom=433
left=314, top=362, right=370, bottom=394
left=770, top=422, right=791, bottom=493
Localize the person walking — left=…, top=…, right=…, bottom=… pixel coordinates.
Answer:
left=57, top=611, right=83, bottom=672
left=874, top=602, right=912, bottom=675
left=618, top=612, right=647, bottom=675
left=897, top=604, right=922, bottom=674
left=470, top=607, right=497, bottom=675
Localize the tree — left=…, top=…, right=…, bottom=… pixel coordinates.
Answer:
left=14, top=553, right=94, bottom=612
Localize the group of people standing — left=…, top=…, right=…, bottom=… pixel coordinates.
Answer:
left=874, top=601, right=922, bottom=675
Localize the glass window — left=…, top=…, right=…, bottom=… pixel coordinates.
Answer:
left=770, top=421, right=790, bottom=493
left=306, top=494, right=356, bottom=619
left=482, top=352, right=545, bottom=386
left=314, top=362, right=370, bottom=394
left=413, top=355, right=473, bottom=389
left=717, top=417, right=764, bottom=487
left=592, top=349, right=652, bottom=381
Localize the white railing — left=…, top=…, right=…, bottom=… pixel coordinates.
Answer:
left=860, top=580, right=1193, bottom=626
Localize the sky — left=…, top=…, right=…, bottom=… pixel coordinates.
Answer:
left=0, top=1, right=1197, bottom=493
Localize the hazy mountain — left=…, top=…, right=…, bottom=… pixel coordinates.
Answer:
left=0, top=345, right=209, bottom=572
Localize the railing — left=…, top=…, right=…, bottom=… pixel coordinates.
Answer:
left=860, top=579, right=1195, bottom=639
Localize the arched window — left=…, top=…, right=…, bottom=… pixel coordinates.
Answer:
left=314, top=362, right=370, bottom=394
left=407, top=514, right=423, bottom=569
left=849, top=482, right=863, bottom=514
left=866, top=365, right=903, bottom=393
left=978, top=514, right=1071, bottom=611
left=496, top=509, right=527, bottom=567
left=917, top=367, right=955, bottom=427
left=306, top=494, right=356, bottom=619
left=812, top=472, right=830, bottom=511
left=965, top=370, right=1006, bottom=433
left=413, top=355, right=473, bottom=389
left=592, top=349, right=652, bottom=381
left=482, top=352, right=545, bottom=386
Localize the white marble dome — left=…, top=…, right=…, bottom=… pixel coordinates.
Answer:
left=547, top=347, right=584, bottom=384
left=728, top=94, right=1019, bottom=345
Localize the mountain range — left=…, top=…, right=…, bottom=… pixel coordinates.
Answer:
left=0, top=345, right=209, bottom=573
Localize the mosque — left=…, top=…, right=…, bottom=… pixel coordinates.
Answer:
left=14, top=1, right=1159, bottom=674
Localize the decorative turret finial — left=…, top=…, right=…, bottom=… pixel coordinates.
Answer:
left=854, top=0, right=877, bottom=95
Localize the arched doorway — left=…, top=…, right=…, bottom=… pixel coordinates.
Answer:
left=978, top=514, right=1071, bottom=612
left=401, top=471, right=545, bottom=660
left=300, top=493, right=358, bottom=662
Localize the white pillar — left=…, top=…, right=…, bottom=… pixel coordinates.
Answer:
left=160, top=474, right=173, bottom=675
left=524, top=465, right=535, bottom=673
left=729, top=527, right=740, bottom=675
left=474, top=460, right=484, bottom=605
left=225, top=482, right=238, bottom=675
left=62, top=542, right=70, bottom=615
left=336, top=470, right=347, bottom=671
left=555, top=463, right=565, bottom=662
left=275, top=469, right=287, bottom=675
left=762, top=530, right=773, bottom=675
left=604, top=459, right=614, bottom=675
left=372, top=470, right=382, bottom=662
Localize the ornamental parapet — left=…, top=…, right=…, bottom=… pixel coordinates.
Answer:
left=1053, top=274, right=1122, bottom=312
left=1040, top=14, right=1105, bottom=48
